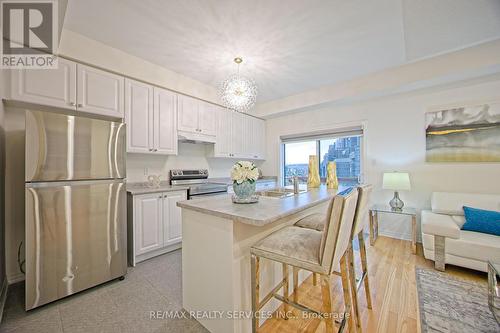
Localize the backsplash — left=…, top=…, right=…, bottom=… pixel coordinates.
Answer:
left=126, top=142, right=263, bottom=182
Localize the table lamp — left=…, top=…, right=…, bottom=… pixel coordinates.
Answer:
left=383, top=172, right=411, bottom=211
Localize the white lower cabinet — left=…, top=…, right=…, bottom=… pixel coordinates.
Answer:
left=163, top=191, right=185, bottom=246
left=134, top=193, right=163, bottom=255
left=129, top=190, right=187, bottom=265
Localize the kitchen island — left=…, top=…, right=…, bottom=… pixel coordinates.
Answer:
left=177, top=185, right=347, bottom=333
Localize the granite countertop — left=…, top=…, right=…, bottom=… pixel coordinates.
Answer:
left=208, top=176, right=278, bottom=185
left=127, top=182, right=189, bottom=195
left=177, top=185, right=349, bottom=226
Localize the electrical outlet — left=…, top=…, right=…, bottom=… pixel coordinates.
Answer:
left=144, top=167, right=149, bottom=176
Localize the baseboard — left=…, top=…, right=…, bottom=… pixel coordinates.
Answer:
left=7, top=273, right=25, bottom=284
left=135, top=243, right=182, bottom=265
left=0, top=278, right=8, bottom=324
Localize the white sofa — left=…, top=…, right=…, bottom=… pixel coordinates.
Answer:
left=421, top=192, right=500, bottom=272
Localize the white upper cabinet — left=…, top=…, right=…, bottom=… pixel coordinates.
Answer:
left=177, top=94, right=217, bottom=137
left=77, top=64, right=124, bottom=118
left=247, top=117, right=266, bottom=160
left=10, top=58, right=77, bottom=110
left=125, top=78, right=153, bottom=154
left=255, top=118, right=266, bottom=159
left=125, top=79, right=178, bottom=155
left=177, top=94, right=199, bottom=133
left=214, top=107, right=233, bottom=157
left=9, top=58, right=124, bottom=118
left=154, top=87, right=178, bottom=155
left=212, top=107, right=266, bottom=160
left=198, top=101, right=217, bottom=136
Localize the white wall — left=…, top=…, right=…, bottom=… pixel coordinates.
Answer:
left=261, top=76, right=500, bottom=241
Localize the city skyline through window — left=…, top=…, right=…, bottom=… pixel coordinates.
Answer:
left=283, top=135, right=362, bottom=186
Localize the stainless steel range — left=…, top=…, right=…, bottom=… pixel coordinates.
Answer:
left=170, top=169, right=228, bottom=199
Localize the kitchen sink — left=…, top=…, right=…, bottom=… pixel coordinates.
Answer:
left=255, top=187, right=307, bottom=198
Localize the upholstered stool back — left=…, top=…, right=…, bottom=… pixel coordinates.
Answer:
left=319, top=188, right=359, bottom=274
left=352, top=184, right=373, bottom=237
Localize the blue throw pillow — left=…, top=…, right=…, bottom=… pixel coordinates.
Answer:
left=462, top=206, right=500, bottom=236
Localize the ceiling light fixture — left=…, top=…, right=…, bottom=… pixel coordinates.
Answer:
left=219, top=57, right=257, bottom=112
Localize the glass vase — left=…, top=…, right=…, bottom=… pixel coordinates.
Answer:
left=233, top=181, right=256, bottom=199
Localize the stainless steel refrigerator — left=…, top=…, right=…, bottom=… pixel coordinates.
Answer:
left=24, top=110, right=127, bottom=310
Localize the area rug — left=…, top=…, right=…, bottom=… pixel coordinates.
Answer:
left=416, top=267, right=499, bottom=333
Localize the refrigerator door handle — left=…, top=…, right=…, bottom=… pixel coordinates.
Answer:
left=26, top=178, right=126, bottom=188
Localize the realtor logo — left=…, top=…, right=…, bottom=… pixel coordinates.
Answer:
left=1, top=1, right=58, bottom=68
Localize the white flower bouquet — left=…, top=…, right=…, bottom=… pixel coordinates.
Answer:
left=230, top=161, right=259, bottom=184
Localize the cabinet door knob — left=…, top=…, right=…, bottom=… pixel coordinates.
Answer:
left=69, top=102, right=76, bottom=106
left=77, top=103, right=83, bottom=108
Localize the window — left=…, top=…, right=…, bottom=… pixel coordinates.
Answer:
left=283, top=141, right=317, bottom=185
left=282, top=130, right=363, bottom=187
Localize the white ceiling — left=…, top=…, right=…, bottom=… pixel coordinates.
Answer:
left=64, top=0, right=500, bottom=103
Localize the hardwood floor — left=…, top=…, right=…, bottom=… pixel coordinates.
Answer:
left=259, top=235, right=487, bottom=333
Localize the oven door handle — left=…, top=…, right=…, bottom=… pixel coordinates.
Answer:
left=189, top=191, right=228, bottom=199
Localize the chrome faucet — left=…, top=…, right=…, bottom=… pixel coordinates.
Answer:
left=292, top=176, right=299, bottom=195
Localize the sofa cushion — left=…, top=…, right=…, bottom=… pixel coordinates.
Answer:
left=431, top=192, right=500, bottom=216
left=422, top=231, right=500, bottom=264
left=421, top=210, right=460, bottom=239
left=462, top=206, right=500, bottom=236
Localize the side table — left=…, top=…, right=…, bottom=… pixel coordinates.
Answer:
left=369, top=205, right=417, bottom=254
left=488, top=261, right=500, bottom=324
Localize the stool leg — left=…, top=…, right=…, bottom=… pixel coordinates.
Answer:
left=313, top=272, right=318, bottom=286
left=358, top=231, right=372, bottom=309
left=293, top=267, right=299, bottom=303
left=321, top=274, right=334, bottom=333
left=282, top=263, right=289, bottom=317
left=251, top=254, right=260, bottom=333
left=347, top=245, right=361, bottom=330
left=340, top=254, right=355, bottom=333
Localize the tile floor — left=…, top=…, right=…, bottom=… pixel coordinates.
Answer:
left=0, top=250, right=208, bottom=333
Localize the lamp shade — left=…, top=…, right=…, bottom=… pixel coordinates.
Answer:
left=382, top=172, right=411, bottom=191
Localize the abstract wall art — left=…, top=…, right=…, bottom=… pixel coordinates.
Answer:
left=425, top=102, right=500, bottom=162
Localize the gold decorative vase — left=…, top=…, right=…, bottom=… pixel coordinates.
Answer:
left=307, top=155, right=321, bottom=188
left=326, top=161, right=339, bottom=189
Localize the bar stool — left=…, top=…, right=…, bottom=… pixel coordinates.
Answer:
left=250, top=188, right=359, bottom=333
left=295, top=185, right=373, bottom=331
